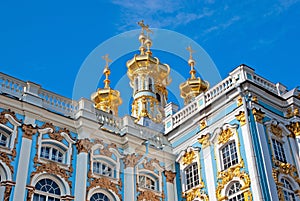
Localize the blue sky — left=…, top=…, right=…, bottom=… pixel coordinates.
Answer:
left=0, top=0, right=299, bottom=115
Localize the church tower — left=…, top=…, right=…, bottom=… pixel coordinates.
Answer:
left=91, top=54, right=122, bottom=116
left=126, top=21, right=171, bottom=123
left=180, top=46, right=209, bottom=105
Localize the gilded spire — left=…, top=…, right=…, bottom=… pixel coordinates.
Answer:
left=186, top=46, right=196, bottom=79
left=137, top=20, right=153, bottom=56
left=102, top=54, right=112, bottom=89
left=91, top=54, right=122, bottom=116
left=179, top=46, right=209, bottom=105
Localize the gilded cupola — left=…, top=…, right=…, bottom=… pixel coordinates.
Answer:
left=180, top=46, right=209, bottom=105
left=126, top=20, right=171, bottom=123
left=91, top=54, right=122, bottom=116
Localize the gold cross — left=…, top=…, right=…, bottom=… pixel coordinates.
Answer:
left=137, top=20, right=153, bottom=34
left=186, top=46, right=195, bottom=59
left=102, top=54, right=112, bottom=67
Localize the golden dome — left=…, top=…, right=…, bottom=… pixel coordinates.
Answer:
left=180, top=46, right=209, bottom=105
left=91, top=54, right=122, bottom=116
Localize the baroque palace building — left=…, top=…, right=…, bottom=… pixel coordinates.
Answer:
left=1, top=23, right=300, bottom=201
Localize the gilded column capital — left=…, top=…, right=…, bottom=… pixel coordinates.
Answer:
left=237, top=96, right=243, bottom=106
left=123, top=153, right=141, bottom=168
left=22, top=124, right=38, bottom=139
left=235, top=111, right=246, bottom=126
left=198, top=133, right=210, bottom=148
left=200, top=120, right=207, bottom=130
left=287, top=122, right=300, bottom=137
left=76, top=138, right=93, bottom=154
left=252, top=108, right=265, bottom=123
left=4, top=184, right=13, bottom=201
left=164, top=170, right=176, bottom=184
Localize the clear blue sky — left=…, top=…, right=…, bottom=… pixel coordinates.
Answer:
left=1, top=0, right=299, bottom=115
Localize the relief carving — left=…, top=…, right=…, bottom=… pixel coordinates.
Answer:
left=198, top=134, right=210, bottom=148
left=22, top=124, right=38, bottom=139
left=87, top=177, right=121, bottom=200
left=164, top=170, right=176, bottom=184
left=183, top=150, right=195, bottom=165
left=123, top=153, right=142, bottom=168
left=76, top=138, right=93, bottom=153
left=218, top=129, right=233, bottom=145
left=137, top=190, right=160, bottom=201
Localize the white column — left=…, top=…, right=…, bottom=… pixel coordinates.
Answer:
left=255, top=122, right=278, bottom=201
left=13, top=124, right=37, bottom=201
left=202, top=145, right=216, bottom=201
left=74, top=145, right=89, bottom=201
left=164, top=170, right=176, bottom=201
left=124, top=167, right=135, bottom=201
left=289, top=136, right=300, bottom=176
left=239, top=121, right=265, bottom=201
left=0, top=186, right=4, bottom=200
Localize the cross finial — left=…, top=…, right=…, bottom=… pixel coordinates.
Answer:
left=102, top=54, right=112, bottom=68
left=137, top=20, right=153, bottom=34
left=186, top=46, right=195, bottom=59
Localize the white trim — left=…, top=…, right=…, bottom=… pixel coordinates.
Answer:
left=87, top=187, right=120, bottom=201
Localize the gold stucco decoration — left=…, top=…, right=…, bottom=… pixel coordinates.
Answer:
left=287, top=122, right=300, bottom=137
left=235, top=111, right=246, bottom=126
left=252, top=108, right=265, bottom=123
left=270, top=124, right=283, bottom=138
left=218, top=129, right=233, bottom=145
left=0, top=152, right=14, bottom=175
left=183, top=187, right=209, bottom=201
left=137, top=190, right=160, bottom=201
left=237, top=96, right=243, bottom=106
left=198, top=134, right=210, bottom=148
left=0, top=109, right=21, bottom=125
left=183, top=150, right=195, bottom=165
left=164, top=170, right=176, bottom=184
left=200, top=120, right=207, bottom=130
left=216, top=161, right=251, bottom=200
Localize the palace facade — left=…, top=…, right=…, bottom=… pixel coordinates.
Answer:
left=0, top=24, right=300, bottom=201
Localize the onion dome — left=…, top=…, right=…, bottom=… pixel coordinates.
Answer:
left=91, top=54, right=122, bottom=116
left=180, top=46, right=209, bottom=105
left=126, top=20, right=171, bottom=123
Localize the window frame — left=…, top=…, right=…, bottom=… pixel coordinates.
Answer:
left=32, top=178, right=61, bottom=201
left=184, top=162, right=200, bottom=191
left=281, top=178, right=296, bottom=201
left=227, top=181, right=245, bottom=201
left=220, top=140, right=239, bottom=170
left=40, top=145, right=66, bottom=164
left=138, top=174, right=158, bottom=191
left=271, top=138, right=287, bottom=163
left=92, top=160, right=114, bottom=178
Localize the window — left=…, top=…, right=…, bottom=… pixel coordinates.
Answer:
left=221, top=141, right=238, bottom=170
left=281, top=178, right=296, bottom=201
left=139, top=175, right=157, bottom=190
left=184, top=163, right=199, bottom=190
left=93, top=161, right=113, bottom=177
left=227, top=182, right=244, bottom=201
left=90, top=193, right=110, bottom=201
left=40, top=146, right=64, bottom=163
left=33, top=178, right=61, bottom=201
left=148, top=78, right=153, bottom=91
left=0, top=132, right=8, bottom=147
left=272, top=139, right=286, bottom=162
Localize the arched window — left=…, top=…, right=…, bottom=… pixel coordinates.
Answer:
left=184, top=162, right=199, bottom=190
left=221, top=141, right=238, bottom=170
left=227, top=182, right=244, bottom=201
left=139, top=174, right=157, bottom=191
left=40, top=145, right=65, bottom=163
left=93, top=161, right=114, bottom=177
left=281, top=178, right=296, bottom=201
left=90, top=193, right=111, bottom=201
left=33, top=178, right=61, bottom=201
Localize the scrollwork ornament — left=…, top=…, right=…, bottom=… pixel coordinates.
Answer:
left=183, top=150, right=195, bottom=165
left=218, top=129, right=233, bottom=144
